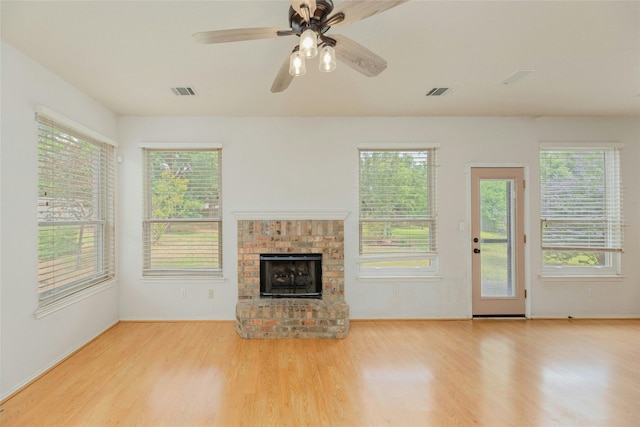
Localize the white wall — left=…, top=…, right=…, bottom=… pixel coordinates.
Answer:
left=117, top=116, right=640, bottom=321
left=529, top=118, right=640, bottom=317
left=0, top=42, right=120, bottom=400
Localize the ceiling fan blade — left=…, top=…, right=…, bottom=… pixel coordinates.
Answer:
left=193, top=27, right=292, bottom=44
left=332, top=34, right=387, bottom=77
left=291, top=0, right=317, bottom=23
left=329, top=0, right=408, bottom=27
left=271, top=55, right=295, bottom=93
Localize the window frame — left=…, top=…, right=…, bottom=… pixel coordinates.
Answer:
left=539, top=143, right=623, bottom=277
left=357, top=144, right=439, bottom=278
left=36, top=107, right=117, bottom=314
left=141, top=143, right=222, bottom=278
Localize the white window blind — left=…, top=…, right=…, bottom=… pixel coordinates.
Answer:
left=37, top=113, right=115, bottom=307
left=359, top=149, right=438, bottom=269
left=540, top=147, right=623, bottom=253
left=143, top=149, right=222, bottom=276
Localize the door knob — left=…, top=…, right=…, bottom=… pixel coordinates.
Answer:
left=473, top=248, right=481, bottom=254
left=473, top=237, right=479, bottom=243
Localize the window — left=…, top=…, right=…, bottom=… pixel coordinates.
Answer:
left=37, top=111, right=116, bottom=308
left=358, top=148, right=438, bottom=276
left=143, top=148, right=221, bottom=276
left=540, top=145, right=623, bottom=275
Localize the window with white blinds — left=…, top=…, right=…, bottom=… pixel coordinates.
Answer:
left=143, top=149, right=222, bottom=276
left=540, top=145, right=623, bottom=273
left=358, top=148, right=438, bottom=274
left=37, top=112, right=116, bottom=307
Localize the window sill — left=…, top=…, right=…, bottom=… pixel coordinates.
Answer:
left=538, top=275, right=625, bottom=283
left=34, top=279, right=117, bottom=319
left=357, top=275, right=443, bottom=283
left=141, top=276, right=226, bottom=283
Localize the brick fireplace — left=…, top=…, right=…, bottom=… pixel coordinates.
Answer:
left=235, top=212, right=349, bottom=338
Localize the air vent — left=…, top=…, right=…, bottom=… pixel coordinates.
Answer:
left=171, top=87, right=197, bottom=96
left=500, top=70, right=535, bottom=85
left=425, top=87, right=452, bottom=97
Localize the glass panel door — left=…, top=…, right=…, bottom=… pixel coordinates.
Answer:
left=471, top=168, right=525, bottom=316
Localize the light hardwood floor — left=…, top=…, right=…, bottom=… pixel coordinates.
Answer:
left=1, top=319, right=638, bottom=426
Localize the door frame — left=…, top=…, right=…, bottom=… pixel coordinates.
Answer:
left=465, top=163, right=530, bottom=318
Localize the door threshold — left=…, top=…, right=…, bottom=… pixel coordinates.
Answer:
left=473, top=315, right=526, bottom=319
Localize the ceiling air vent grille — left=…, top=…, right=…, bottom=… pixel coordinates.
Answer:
left=171, top=87, right=197, bottom=96
left=425, top=87, right=452, bottom=97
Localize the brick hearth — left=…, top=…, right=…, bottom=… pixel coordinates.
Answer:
left=236, top=216, right=349, bottom=338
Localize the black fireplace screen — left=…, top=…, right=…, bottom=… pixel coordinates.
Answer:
left=260, top=254, right=322, bottom=299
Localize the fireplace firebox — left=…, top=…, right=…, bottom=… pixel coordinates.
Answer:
left=260, top=254, right=322, bottom=299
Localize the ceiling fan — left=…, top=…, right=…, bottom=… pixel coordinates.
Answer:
left=192, top=0, right=408, bottom=93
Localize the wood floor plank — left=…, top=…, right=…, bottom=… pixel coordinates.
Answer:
left=1, top=319, right=638, bottom=426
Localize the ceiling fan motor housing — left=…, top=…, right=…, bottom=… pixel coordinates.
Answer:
left=289, top=0, right=334, bottom=34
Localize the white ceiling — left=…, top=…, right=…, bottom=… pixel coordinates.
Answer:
left=2, top=0, right=639, bottom=117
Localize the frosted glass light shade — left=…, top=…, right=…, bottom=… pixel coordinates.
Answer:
left=289, top=51, right=306, bottom=76
left=319, top=45, right=336, bottom=72
left=299, top=29, right=318, bottom=59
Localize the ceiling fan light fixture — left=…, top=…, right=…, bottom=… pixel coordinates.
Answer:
left=319, top=45, right=336, bottom=72
left=299, top=28, right=318, bottom=59
left=289, top=50, right=306, bottom=77
left=193, top=0, right=409, bottom=92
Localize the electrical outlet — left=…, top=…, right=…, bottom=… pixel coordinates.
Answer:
left=393, top=288, right=399, bottom=297
left=180, top=288, right=186, bottom=298
left=208, top=289, right=214, bottom=299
